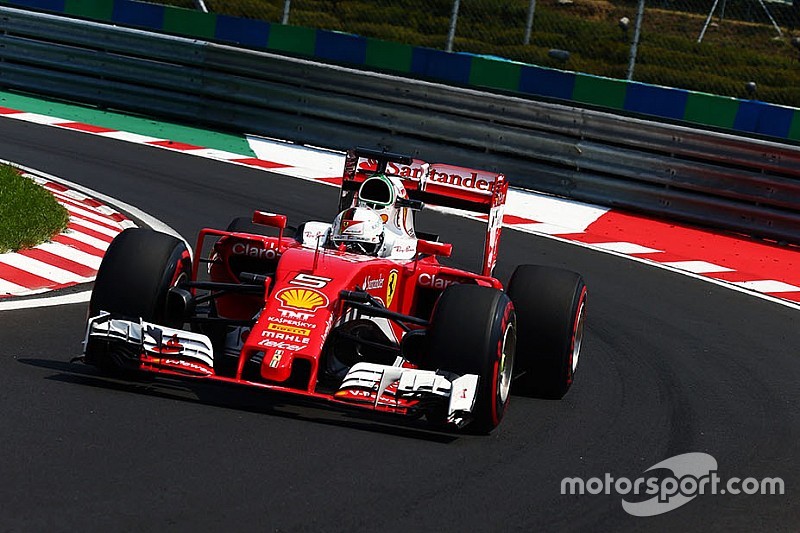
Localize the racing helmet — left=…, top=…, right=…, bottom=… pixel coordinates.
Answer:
left=331, top=207, right=385, bottom=255
left=357, top=174, right=415, bottom=238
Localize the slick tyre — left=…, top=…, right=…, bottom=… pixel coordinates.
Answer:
left=428, top=285, right=517, bottom=433
left=226, top=216, right=265, bottom=235
left=506, top=265, right=587, bottom=399
left=87, top=229, right=191, bottom=373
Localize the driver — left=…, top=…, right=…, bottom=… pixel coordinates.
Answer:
left=330, top=206, right=385, bottom=256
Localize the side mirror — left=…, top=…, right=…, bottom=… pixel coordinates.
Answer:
left=417, top=239, right=452, bottom=258
left=252, top=211, right=287, bottom=229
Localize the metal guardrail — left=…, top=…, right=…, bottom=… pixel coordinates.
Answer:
left=1, top=6, right=799, bottom=244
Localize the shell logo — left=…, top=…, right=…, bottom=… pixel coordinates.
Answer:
left=276, top=288, right=329, bottom=311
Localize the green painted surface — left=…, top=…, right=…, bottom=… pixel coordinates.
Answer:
left=163, top=6, right=217, bottom=40
left=64, top=0, right=113, bottom=20
left=788, top=110, right=800, bottom=142
left=365, top=39, right=413, bottom=73
left=469, top=58, right=521, bottom=92
left=268, top=24, right=316, bottom=56
left=0, top=90, right=256, bottom=156
left=573, top=74, right=627, bottom=109
left=683, top=92, right=739, bottom=129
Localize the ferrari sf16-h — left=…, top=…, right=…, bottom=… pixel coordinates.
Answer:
left=82, top=148, right=587, bottom=432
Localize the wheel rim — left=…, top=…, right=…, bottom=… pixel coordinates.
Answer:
left=571, top=299, right=586, bottom=373
left=498, top=321, right=516, bottom=404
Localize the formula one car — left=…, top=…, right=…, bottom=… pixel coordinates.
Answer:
left=82, top=148, right=587, bottom=432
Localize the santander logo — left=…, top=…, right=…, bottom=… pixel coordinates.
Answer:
left=356, top=159, right=496, bottom=195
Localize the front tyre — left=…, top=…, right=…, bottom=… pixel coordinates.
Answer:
left=86, top=228, right=191, bottom=372
left=427, top=285, right=516, bottom=433
left=507, top=265, right=587, bottom=399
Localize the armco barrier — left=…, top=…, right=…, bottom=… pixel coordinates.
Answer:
left=1, top=0, right=799, bottom=142
left=0, top=7, right=799, bottom=244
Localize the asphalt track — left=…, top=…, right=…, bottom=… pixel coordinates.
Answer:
left=0, top=118, right=797, bottom=532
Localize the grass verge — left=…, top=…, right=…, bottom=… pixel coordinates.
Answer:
left=0, top=164, right=70, bottom=253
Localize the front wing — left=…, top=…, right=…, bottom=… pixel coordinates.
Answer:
left=84, top=314, right=479, bottom=426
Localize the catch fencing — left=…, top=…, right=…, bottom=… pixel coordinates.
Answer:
left=0, top=6, right=799, bottom=244
left=158, top=0, right=800, bottom=107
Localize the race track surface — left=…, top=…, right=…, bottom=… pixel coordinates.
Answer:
left=0, top=118, right=797, bottom=532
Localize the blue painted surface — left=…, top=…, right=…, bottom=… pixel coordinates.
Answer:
left=314, top=31, right=367, bottom=64
left=625, top=83, right=688, bottom=120
left=734, top=100, right=794, bottom=138
left=112, top=0, right=164, bottom=29
left=215, top=14, right=270, bottom=48
left=411, top=48, right=472, bottom=85
left=518, top=65, right=576, bottom=100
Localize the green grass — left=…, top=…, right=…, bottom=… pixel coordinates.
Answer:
left=156, top=0, right=800, bottom=106
left=0, top=164, right=70, bottom=253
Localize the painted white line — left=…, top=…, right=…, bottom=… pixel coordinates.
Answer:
left=63, top=228, right=111, bottom=251
left=68, top=216, right=121, bottom=238
left=506, top=223, right=800, bottom=311
left=591, top=242, right=663, bottom=254
left=0, top=278, right=31, bottom=296
left=59, top=198, right=125, bottom=227
left=271, top=166, right=342, bottom=180
left=37, top=242, right=103, bottom=270
left=0, top=289, right=91, bottom=311
left=7, top=112, right=65, bottom=125
left=515, top=222, right=578, bottom=235
left=0, top=254, right=90, bottom=284
left=506, top=189, right=609, bottom=233
left=184, top=148, right=247, bottom=160
left=97, top=131, right=163, bottom=143
left=730, top=280, right=800, bottom=293
left=246, top=135, right=345, bottom=173
left=8, top=163, right=184, bottom=243
left=661, top=260, right=734, bottom=274
left=0, top=160, right=187, bottom=311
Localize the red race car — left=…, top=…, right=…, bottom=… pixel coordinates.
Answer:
left=83, top=148, right=587, bottom=432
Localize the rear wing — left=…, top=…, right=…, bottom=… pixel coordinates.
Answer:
left=339, top=147, right=509, bottom=277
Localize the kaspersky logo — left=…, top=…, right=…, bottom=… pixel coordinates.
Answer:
left=276, top=288, right=329, bottom=311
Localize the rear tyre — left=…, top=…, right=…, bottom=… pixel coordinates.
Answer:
left=226, top=216, right=264, bottom=235
left=506, top=265, right=587, bottom=399
left=86, top=228, right=191, bottom=373
left=427, top=285, right=516, bottom=433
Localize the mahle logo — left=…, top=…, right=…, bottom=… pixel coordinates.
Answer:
left=561, top=452, right=785, bottom=517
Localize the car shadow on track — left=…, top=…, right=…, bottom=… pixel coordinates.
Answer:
left=18, top=357, right=462, bottom=444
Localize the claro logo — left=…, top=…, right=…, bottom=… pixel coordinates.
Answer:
left=232, top=242, right=278, bottom=260
left=418, top=273, right=459, bottom=289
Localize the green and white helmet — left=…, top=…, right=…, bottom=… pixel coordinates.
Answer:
left=356, top=174, right=415, bottom=238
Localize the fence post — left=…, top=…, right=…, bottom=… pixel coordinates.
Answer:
left=626, top=0, right=646, bottom=80
left=445, top=0, right=461, bottom=52
left=524, top=0, right=536, bottom=45
left=282, top=0, right=291, bottom=24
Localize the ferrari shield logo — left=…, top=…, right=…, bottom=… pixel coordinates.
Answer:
left=386, top=270, right=398, bottom=307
